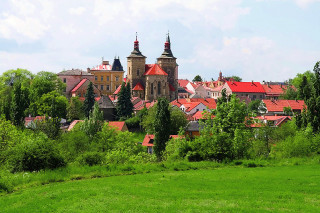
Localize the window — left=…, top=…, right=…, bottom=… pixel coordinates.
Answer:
left=107, top=85, right=110, bottom=90
left=253, top=95, right=256, bottom=100
left=101, top=85, right=104, bottom=90
left=63, top=78, right=66, bottom=83
left=116, top=76, right=119, bottom=82
left=151, top=83, right=154, bottom=95
left=137, top=69, right=140, bottom=76
left=158, top=82, right=161, bottom=95
left=95, top=76, right=97, bottom=81
left=101, top=76, right=103, bottom=81
left=260, top=95, right=263, bottom=99
left=129, top=67, right=131, bottom=75
left=107, top=76, right=109, bottom=81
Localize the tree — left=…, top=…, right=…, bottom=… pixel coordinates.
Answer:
left=248, top=100, right=266, bottom=115
left=11, top=83, right=29, bottom=126
left=83, top=82, right=95, bottom=118
left=116, top=82, right=133, bottom=119
left=80, top=102, right=104, bottom=138
left=153, top=98, right=171, bottom=160
left=37, top=91, right=68, bottom=118
left=228, top=76, right=242, bottom=82
left=67, top=97, right=85, bottom=120
left=192, top=75, right=203, bottom=82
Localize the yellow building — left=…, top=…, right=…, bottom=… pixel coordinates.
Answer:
left=88, top=58, right=124, bottom=96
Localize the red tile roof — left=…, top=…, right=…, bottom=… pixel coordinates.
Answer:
left=71, top=79, right=88, bottom=93
left=132, top=82, right=144, bottom=91
left=68, top=120, right=83, bottom=131
left=178, top=79, right=190, bottom=88
left=263, top=100, right=306, bottom=112
left=262, top=84, right=287, bottom=96
left=108, top=121, right=127, bottom=131
left=183, top=102, right=202, bottom=112
left=171, top=98, right=216, bottom=110
left=192, top=111, right=215, bottom=120
left=226, top=81, right=265, bottom=93
left=113, top=84, right=122, bottom=95
left=91, top=64, right=112, bottom=71
left=144, top=64, right=168, bottom=76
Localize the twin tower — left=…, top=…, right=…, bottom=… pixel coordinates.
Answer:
left=126, top=34, right=178, bottom=101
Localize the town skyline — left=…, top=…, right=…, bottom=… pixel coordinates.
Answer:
left=0, top=0, right=319, bottom=82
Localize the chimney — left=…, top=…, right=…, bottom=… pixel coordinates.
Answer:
left=87, top=68, right=90, bottom=72
left=102, top=60, right=109, bottom=65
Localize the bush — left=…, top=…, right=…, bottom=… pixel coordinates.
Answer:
left=125, top=116, right=140, bottom=129
left=6, top=133, right=66, bottom=172
left=77, top=152, right=105, bottom=166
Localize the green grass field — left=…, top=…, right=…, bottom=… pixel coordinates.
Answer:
left=1, top=164, right=320, bottom=212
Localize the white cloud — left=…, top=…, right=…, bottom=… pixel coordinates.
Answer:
left=69, top=7, right=86, bottom=15
left=295, top=0, right=320, bottom=8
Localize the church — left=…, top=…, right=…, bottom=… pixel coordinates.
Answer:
left=126, top=34, right=178, bottom=101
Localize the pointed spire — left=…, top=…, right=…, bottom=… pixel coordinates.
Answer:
left=159, top=32, right=175, bottom=59
left=128, top=32, right=146, bottom=58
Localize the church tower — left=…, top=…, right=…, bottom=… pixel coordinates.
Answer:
left=157, top=33, right=178, bottom=100
left=127, top=34, right=146, bottom=91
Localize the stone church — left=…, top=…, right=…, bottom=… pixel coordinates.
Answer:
left=126, top=34, right=178, bottom=101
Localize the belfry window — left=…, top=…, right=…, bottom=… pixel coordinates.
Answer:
left=137, top=69, right=140, bottom=76
left=158, top=82, right=161, bottom=95
left=151, top=83, right=154, bottom=95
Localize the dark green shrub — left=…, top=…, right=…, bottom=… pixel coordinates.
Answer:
left=77, top=152, right=104, bottom=166
left=125, top=116, right=140, bottom=129
left=186, top=151, right=202, bottom=162
left=6, top=134, right=66, bottom=172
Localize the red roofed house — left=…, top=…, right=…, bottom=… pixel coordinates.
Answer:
left=71, top=78, right=101, bottom=98
left=108, top=121, right=128, bottom=131
left=142, top=134, right=182, bottom=154
left=57, top=69, right=94, bottom=98
left=261, top=83, right=291, bottom=100
left=253, top=115, right=291, bottom=127
left=221, top=81, right=266, bottom=101
left=262, top=99, right=306, bottom=115
left=126, top=33, right=178, bottom=101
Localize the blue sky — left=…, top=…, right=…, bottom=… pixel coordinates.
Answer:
left=0, top=0, right=319, bottom=82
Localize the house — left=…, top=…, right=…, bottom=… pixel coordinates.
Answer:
left=185, top=121, right=201, bottom=137
left=97, top=95, right=116, bottom=121
left=261, top=83, right=290, bottom=100
left=192, top=110, right=215, bottom=121
left=108, top=121, right=128, bottom=131
left=262, top=99, right=306, bottom=115
left=71, top=78, right=101, bottom=98
left=221, top=81, right=266, bottom=100
left=87, top=58, right=125, bottom=96
left=57, top=69, right=94, bottom=98
left=252, top=115, right=291, bottom=127
left=171, top=98, right=216, bottom=112
left=142, top=134, right=182, bottom=154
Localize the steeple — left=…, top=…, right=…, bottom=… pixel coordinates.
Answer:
left=159, top=32, right=175, bottom=59
left=128, top=32, right=145, bottom=58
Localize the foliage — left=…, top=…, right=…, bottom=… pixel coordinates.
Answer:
left=11, top=82, right=29, bottom=126
left=80, top=102, right=104, bottom=138
left=280, top=84, right=298, bottom=100
left=0, top=117, right=19, bottom=160
left=192, top=75, right=203, bottom=82
left=83, top=82, right=95, bottom=118
left=32, top=117, right=62, bottom=139
left=116, top=82, right=133, bottom=119
left=67, top=96, right=85, bottom=120
left=77, top=152, right=105, bottom=166
left=37, top=91, right=68, bottom=118
left=227, top=75, right=242, bottom=82
left=5, top=133, right=66, bottom=172
left=247, top=100, right=265, bottom=115
left=154, top=98, right=171, bottom=160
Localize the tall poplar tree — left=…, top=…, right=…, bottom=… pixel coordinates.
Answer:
left=154, top=98, right=171, bottom=160
left=116, top=82, right=127, bottom=119
left=12, top=83, right=26, bottom=126
left=83, top=82, right=95, bottom=118
left=125, top=82, right=133, bottom=117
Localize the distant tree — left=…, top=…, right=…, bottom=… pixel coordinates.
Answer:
left=298, top=75, right=311, bottom=101
left=37, top=91, right=68, bottom=118
left=83, top=82, right=95, bottom=118
left=228, top=76, right=242, bottom=82
left=67, top=97, right=85, bottom=120
left=154, top=98, right=171, bottom=160
left=248, top=100, right=265, bottom=115
left=116, top=82, right=127, bottom=119
left=280, top=84, right=298, bottom=100
left=125, top=82, right=134, bottom=117
left=80, top=102, right=104, bottom=138
left=11, top=83, right=29, bottom=126
left=192, top=75, right=203, bottom=82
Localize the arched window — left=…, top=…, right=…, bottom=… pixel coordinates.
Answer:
left=151, top=83, right=154, bottom=95
left=158, top=82, right=161, bottom=95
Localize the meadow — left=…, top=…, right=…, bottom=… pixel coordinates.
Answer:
left=1, top=160, right=319, bottom=212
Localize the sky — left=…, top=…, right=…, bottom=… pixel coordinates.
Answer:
left=0, top=0, right=319, bottom=82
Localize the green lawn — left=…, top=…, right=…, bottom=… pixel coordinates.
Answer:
left=1, top=164, right=320, bottom=212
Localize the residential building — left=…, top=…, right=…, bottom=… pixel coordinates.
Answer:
left=88, top=57, right=125, bottom=96
left=221, top=81, right=266, bottom=100
left=57, top=69, right=94, bottom=98
left=70, top=78, right=101, bottom=99
left=262, top=99, right=306, bottom=115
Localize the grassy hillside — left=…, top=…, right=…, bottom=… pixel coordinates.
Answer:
left=1, top=164, right=320, bottom=212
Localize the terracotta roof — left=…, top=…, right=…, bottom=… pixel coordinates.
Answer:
left=182, top=102, right=202, bottom=112
left=108, top=121, right=126, bottom=131
left=178, top=79, right=190, bottom=88
left=79, top=97, right=101, bottom=102
left=184, top=88, right=195, bottom=94
left=253, top=115, right=291, bottom=127
left=262, top=84, right=287, bottom=96
left=113, top=84, right=122, bottom=95
left=226, top=81, right=265, bottom=93
left=71, top=79, right=87, bottom=93
left=132, top=82, right=144, bottom=91
left=171, top=98, right=216, bottom=110
left=263, top=100, right=306, bottom=112
left=144, top=64, right=168, bottom=76
left=68, top=120, right=83, bottom=131
left=169, top=83, right=175, bottom=91
left=91, top=64, right=112, bottom=71
left=212, top=85, right=223, bottom=92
